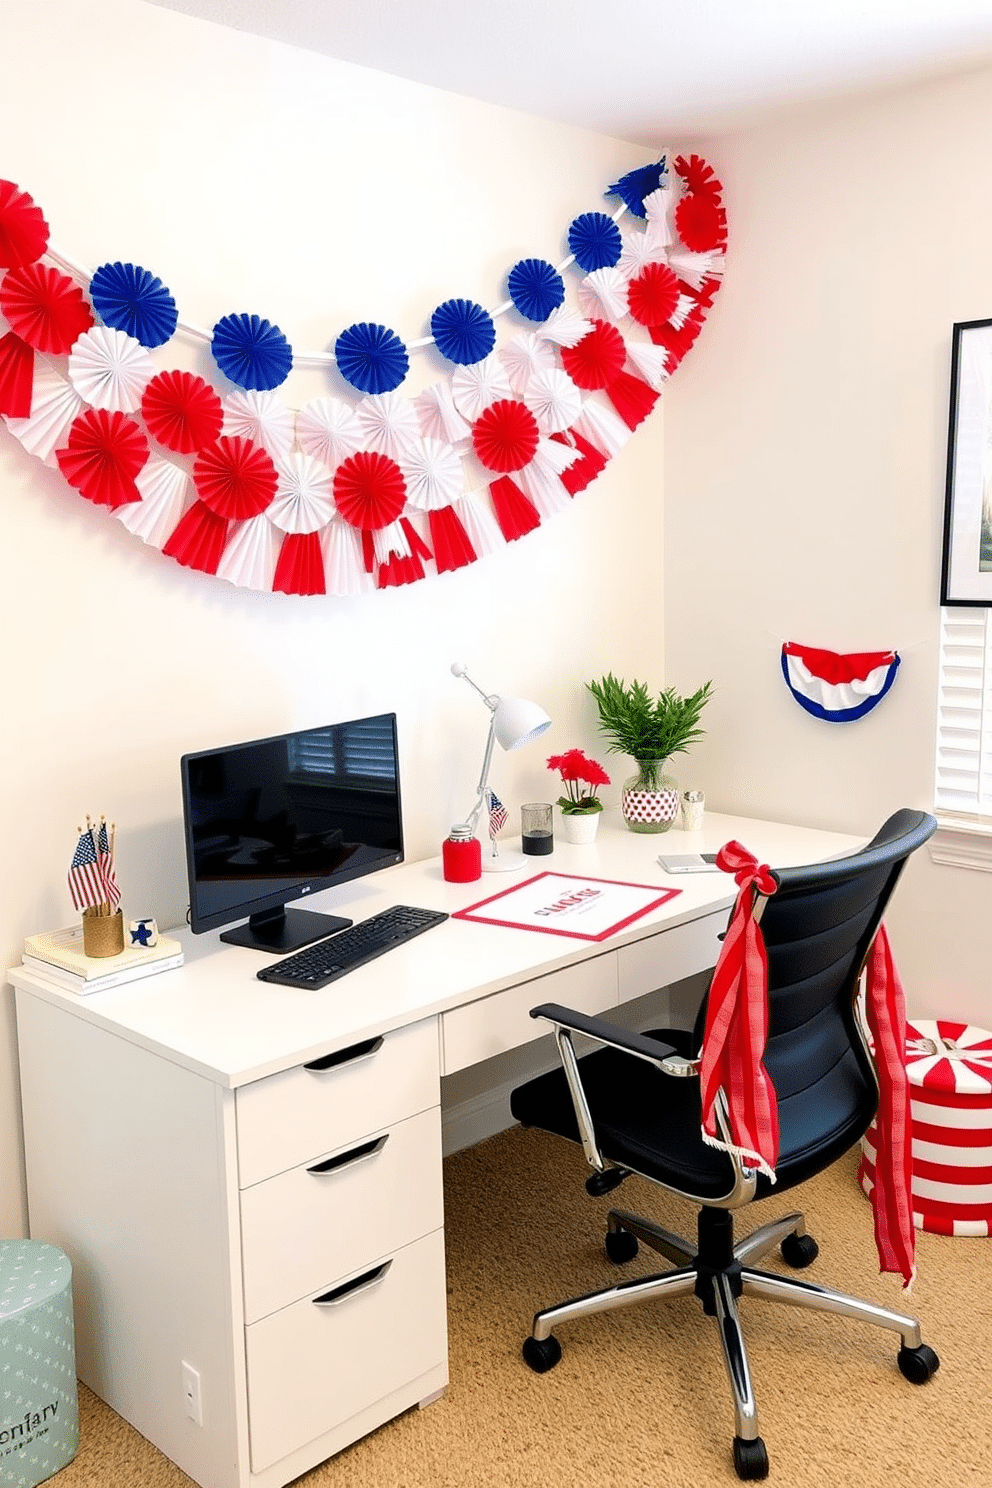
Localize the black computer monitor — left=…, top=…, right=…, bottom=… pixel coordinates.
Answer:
left=180, top=713, right=404, bottom=952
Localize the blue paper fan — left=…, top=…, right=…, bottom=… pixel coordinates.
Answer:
left=334, top=322, right=409, bottom=394
left=89, top=261, right=178, bottom=348
left=430, top=298, right=496, bottom=365
left=567, top=213, right=622, bottom=273
left=211, top=313, right=293, bottom=391
left=507, top=258, right=565, bottom=323
left=606, top=159, right=667, bottom=218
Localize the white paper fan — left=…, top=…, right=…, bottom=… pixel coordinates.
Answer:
left=373, top=519, right=412, bottom=566
left=3, top=362, right=82, bottom=465
left=574, top=398, right=633, bottom=459
left=665, top=248, right=726, bottom=290
left=618, top=226, right=666, bottom=279
left=498, top=333, right=556, bottom=395
left=535, top=305, right=593, bottom=349
left=269, top=452, right=334, bottom=534
left=577, top=268, right=629, bottom=324
left=115, top=457, right=189, bottom=546
left=517, top=439, right=581, bottom=518
left=415, top=382, right=471, bottom=443
left=625, top=340, right=672, bottom=391
left=525, top=367, right=583, bottom=435
left=356, top=390, right=422, bottom=461
left=223, top=389, right=295, bottom=460
left=451, top=353, right=512, bottom=421
left=454, top=489, right=503, bottom=559
left=67, top=325, right=155, bottom=413
left=643, top=184, right=675, bottom=252
left=216, top=514, right=279, bottom=592
left=321, top=519, right=375, bottom=595
left=399, top=438, right=464, bottom=512
left=296, top=396, right=364, bottom=469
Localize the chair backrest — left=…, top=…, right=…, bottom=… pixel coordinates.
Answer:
left=693, top=808, right=937, bottom=1185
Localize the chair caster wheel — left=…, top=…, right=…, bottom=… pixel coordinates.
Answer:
left=522, top=1333, right=562, bottom=1373
left=733, top=1435, right=769, bottom=1480
left=780, top=1231, right=819, bottom=1268
left=605, top=1227, right=639, bottom=1263
left=898, top=1342, right=940, bottom=1384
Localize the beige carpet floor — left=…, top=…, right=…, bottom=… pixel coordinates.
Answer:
left=54, top=1125, right=990, bottom=1487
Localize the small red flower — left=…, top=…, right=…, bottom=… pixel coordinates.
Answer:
left=547, top=748, right=611, bottom=811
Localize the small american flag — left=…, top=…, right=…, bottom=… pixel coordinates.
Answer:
left=488, top=791, right=508, bottom=839
left=96, top=820, right=122, bottom=911
left=68, top=828, right=105, bottom=912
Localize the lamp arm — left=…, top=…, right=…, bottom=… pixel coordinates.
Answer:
left=465, top=714, right=498, bottom=834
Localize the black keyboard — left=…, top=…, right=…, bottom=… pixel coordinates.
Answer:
left=256, top=905, right=449, bottom=988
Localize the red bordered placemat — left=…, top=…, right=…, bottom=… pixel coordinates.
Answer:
left=452, top=872, right=681, bottom=943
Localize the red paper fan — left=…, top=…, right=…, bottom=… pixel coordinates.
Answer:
left=142, top=370, right=223, bottom=454
left=273, top=531, right=325, bottom=595
left=675, top=194, right=727, bottom=253
left=193, top=436, right=278, bottom=520
left=428, top=506, right=477, bottom=573
left=559, top=320, right=627, bottom=391
left=378, top=519, right=432, bottom=588
left=649, top=307, right=706, bottom=363
left=551, top=430, right=607, bottom=495
left=673, top=154, right=724, bottom=201
left=627, top=262, right=681, bottom=328
left=163, top=503, right=230, bottom=574
left=472, top=399, right=540, bottom=473
left=605, top=371, right=659, bottom=431
left=0, top=181, right=49, bottom=268
left=55, top=408, right=148, bottom=509
left=334, top=451, right=407, bottom=531
left=0, top=262, right=93, bottom=354
left=489, top=475, right=541, bottom=542
left=0, top=330, right=35, bottom=418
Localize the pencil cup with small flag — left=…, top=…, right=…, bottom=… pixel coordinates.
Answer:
left=68, top=816, right=124, bottom=957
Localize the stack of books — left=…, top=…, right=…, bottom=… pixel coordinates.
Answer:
left=22, top=924, right=183, bottom=995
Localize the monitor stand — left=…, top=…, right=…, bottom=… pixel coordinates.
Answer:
left=220, top=905, right=353, bottom=953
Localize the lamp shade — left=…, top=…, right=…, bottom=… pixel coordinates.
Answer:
left=492, top=696, right=552, bottom=752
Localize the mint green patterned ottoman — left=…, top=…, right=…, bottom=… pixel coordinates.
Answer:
left=0, top=1240, right=79, bottom=1486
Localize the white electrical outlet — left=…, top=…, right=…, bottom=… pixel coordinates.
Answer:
left=181, top=1360, right=203, bottom=1425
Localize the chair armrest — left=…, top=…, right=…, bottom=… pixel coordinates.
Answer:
left=529, top=1002, right=678, bottom=1068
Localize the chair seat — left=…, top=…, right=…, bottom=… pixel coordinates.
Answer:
left=509, top=1028, right=874, bottom=1202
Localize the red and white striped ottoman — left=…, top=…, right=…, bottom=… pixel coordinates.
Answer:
left=858, top=1018, right=992, bottom=1237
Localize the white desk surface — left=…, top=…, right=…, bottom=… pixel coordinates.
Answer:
left=9, top=812, right=862, bottom=1090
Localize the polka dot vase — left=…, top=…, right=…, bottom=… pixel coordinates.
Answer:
left=620, top=759, right=681, bottom=834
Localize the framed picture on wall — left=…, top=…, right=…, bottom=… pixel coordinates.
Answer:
left=941, top=318, right=992, bottom=606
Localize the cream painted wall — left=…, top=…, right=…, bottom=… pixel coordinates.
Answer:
left=665, top=68, right=992, bottom=1030
left=0, top=0, right=668, bottom=1235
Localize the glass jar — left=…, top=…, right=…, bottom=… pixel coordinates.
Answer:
left=620, top=759, right=681, bottom=833
left=442, top=825, right=482, bottom=882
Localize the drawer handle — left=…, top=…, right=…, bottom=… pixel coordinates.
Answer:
left=307, top=1134, right=388, bottom=1175
left=312, top=1259, right=392, bottom=1307
left=303, top=1036, right=384, bottom=1073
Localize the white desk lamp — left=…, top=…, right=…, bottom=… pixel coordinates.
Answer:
left=451, top=662, right=552, bottom=871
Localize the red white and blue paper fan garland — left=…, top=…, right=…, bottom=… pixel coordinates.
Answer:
left=0, top=152, right=727, bottom=595
left=781, top=642, right=901, bottom=722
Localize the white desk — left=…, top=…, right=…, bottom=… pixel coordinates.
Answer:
left=10, top=812, right=860, bottom=1488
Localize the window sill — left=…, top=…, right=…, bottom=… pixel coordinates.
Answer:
left=930, top=818, right=992, bottom=872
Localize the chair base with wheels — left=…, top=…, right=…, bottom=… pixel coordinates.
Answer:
left=522, top=1191, right=938, bottom=1480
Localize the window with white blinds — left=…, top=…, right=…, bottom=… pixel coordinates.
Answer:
left=934, top=608, right=992, bottom=822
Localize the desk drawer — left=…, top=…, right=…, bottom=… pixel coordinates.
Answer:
left=236, top=1017, right=439, bottom=1187
left=441, top=953, right=617, bottom=1075
left=240, top=1105, right=443, bottom=1324
left=245, top=1228, right=447, bottom=1474
left=616, top=910, right=726, bottom=1001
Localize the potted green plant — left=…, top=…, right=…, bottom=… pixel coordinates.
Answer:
left=547, top=748, right=611, bottom=843
left=587, top=673, right=713, bottom=833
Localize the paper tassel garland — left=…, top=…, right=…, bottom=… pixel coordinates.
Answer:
left=0, top=151, right=727, bottom=595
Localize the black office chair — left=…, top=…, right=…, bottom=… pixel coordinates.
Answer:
left=509, top=809, right=940, bottom=1480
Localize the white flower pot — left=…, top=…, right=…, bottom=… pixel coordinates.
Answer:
left=559, top=811, right=600, bottom=844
